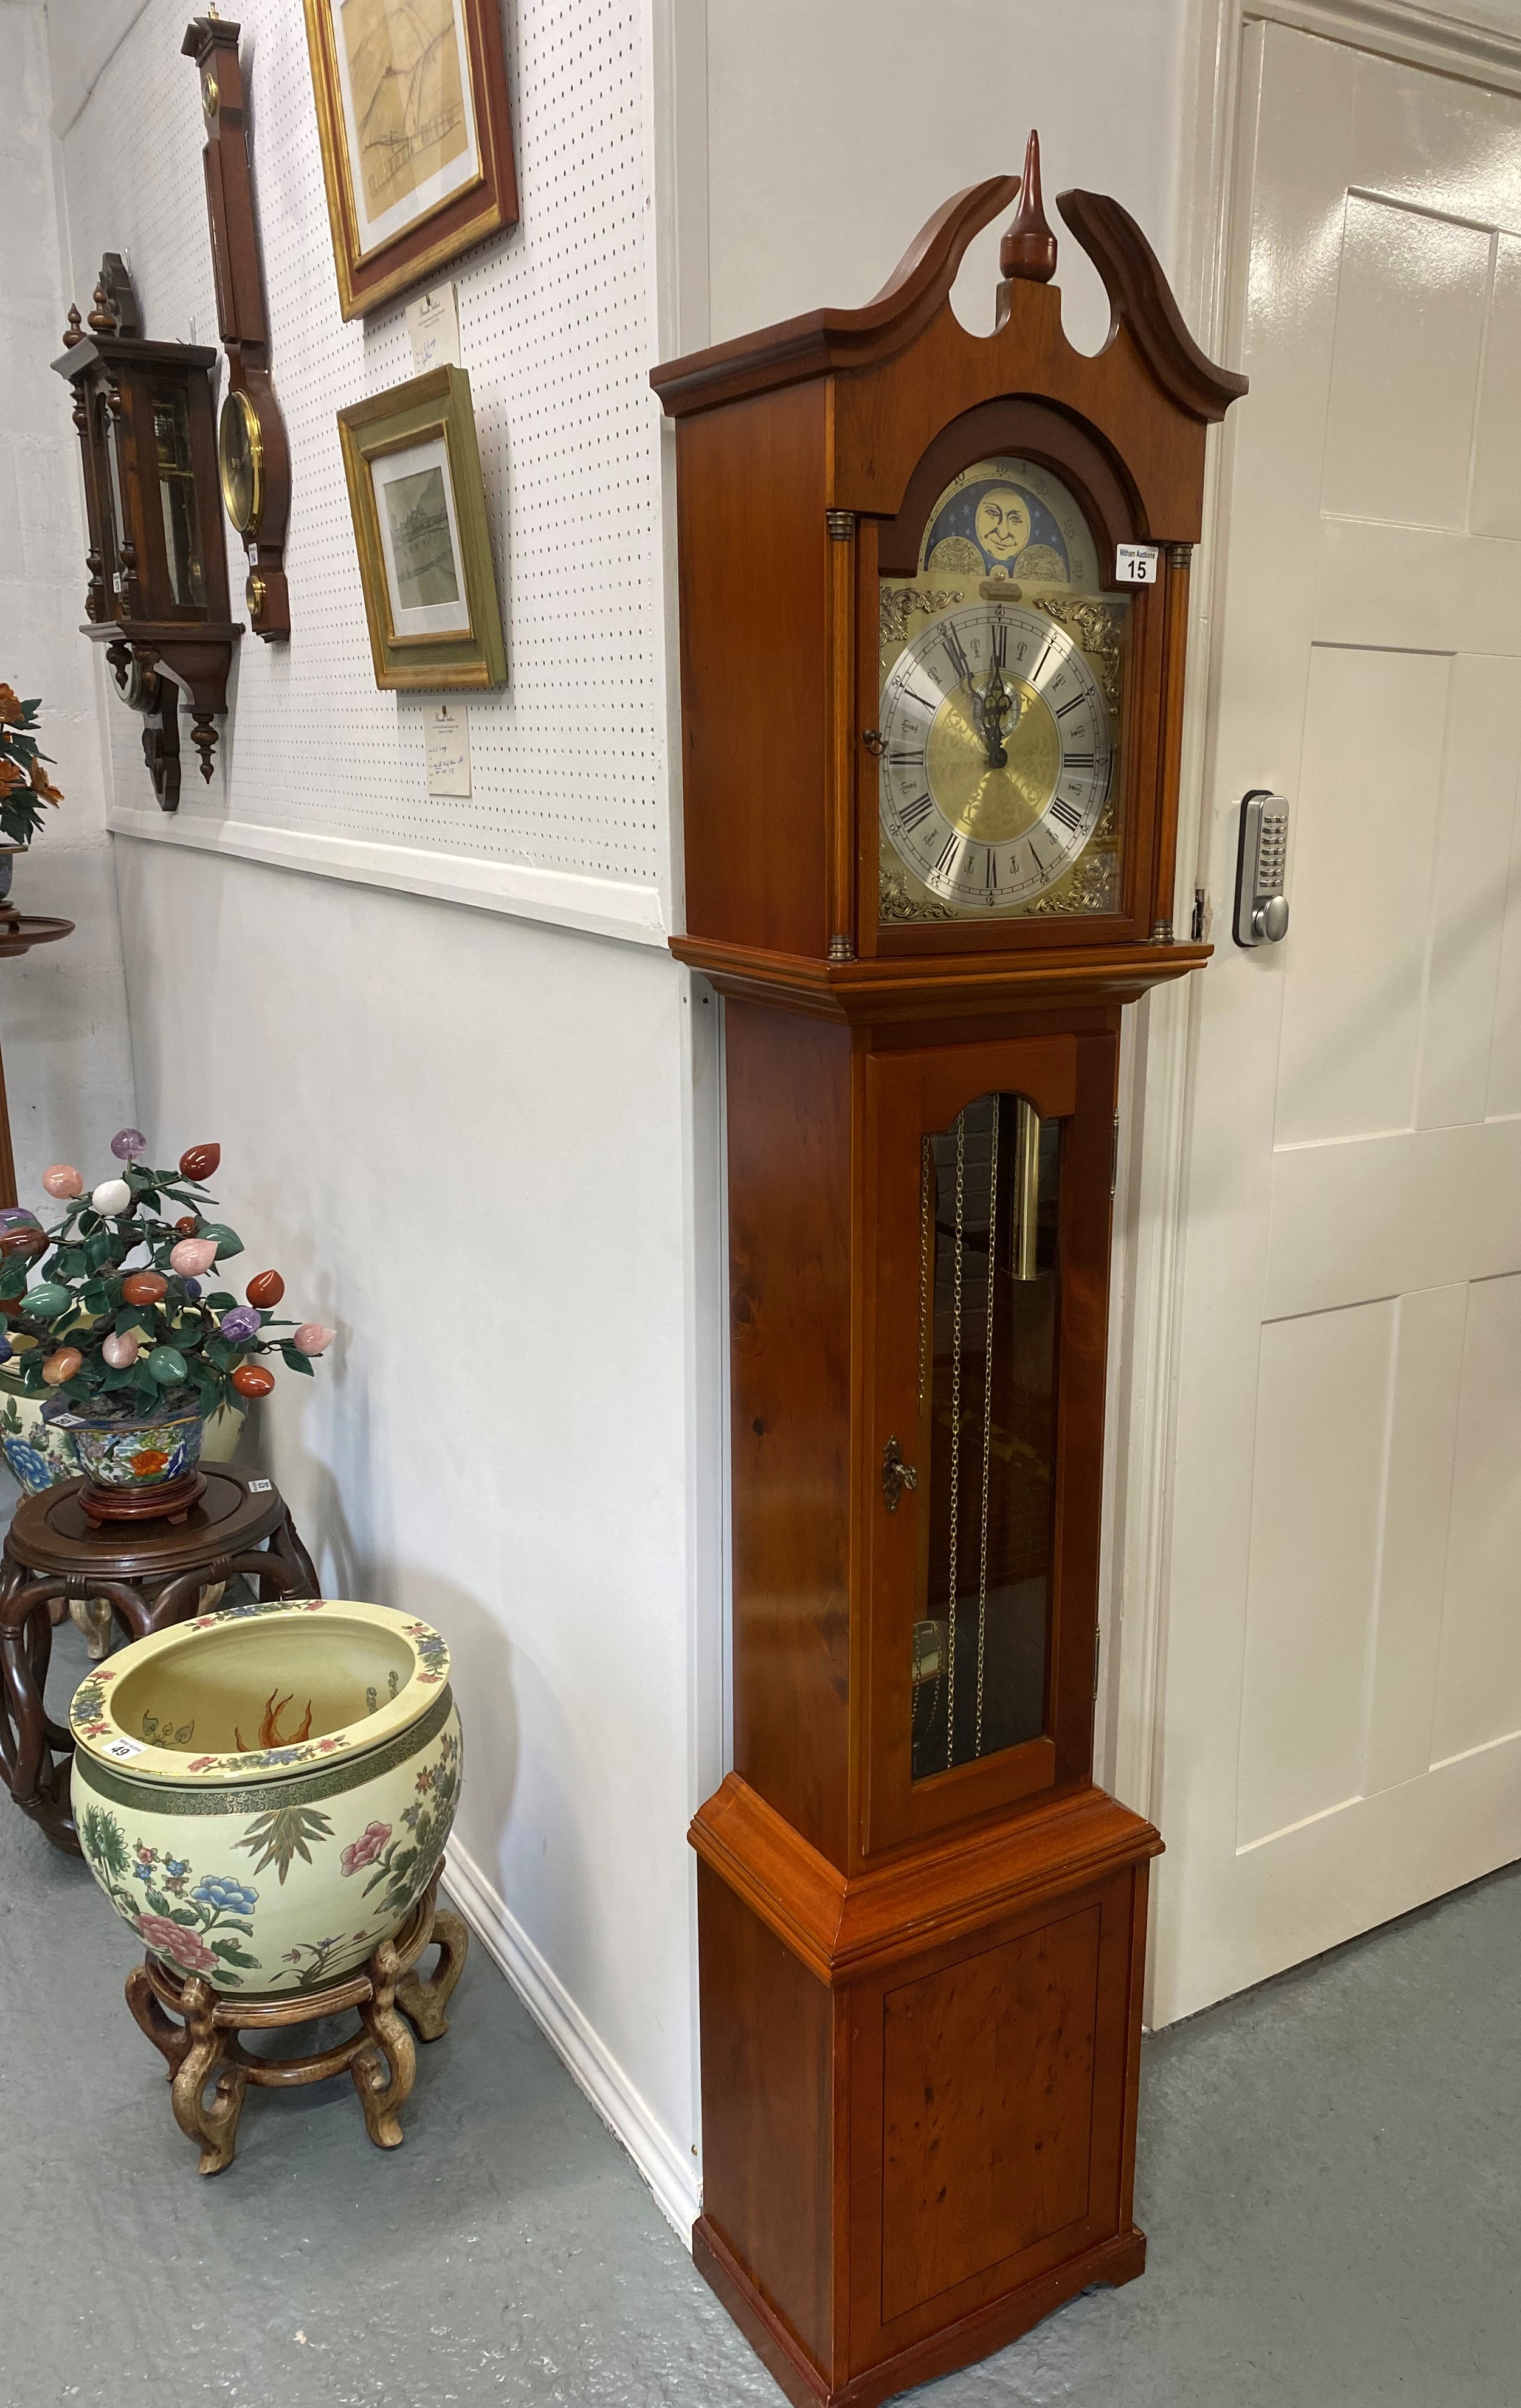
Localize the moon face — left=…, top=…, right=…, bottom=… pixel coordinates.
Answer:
left=973, top=487, right=1032, bottom=565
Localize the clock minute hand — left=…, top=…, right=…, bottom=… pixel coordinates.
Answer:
left=975, top=659, right=1018, bottom=769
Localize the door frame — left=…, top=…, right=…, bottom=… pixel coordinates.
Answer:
left=1105, top=0, right=1521, bottom=1922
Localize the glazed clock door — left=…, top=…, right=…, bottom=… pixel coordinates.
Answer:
left=862, top=1030, right=1118, bottom=1855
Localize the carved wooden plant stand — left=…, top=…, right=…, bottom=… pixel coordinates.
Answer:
left=124, top=1869, right=467, bottom=2175
left=0, top=1467, right=319, bottom=1851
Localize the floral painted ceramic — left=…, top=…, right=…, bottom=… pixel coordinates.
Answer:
left=0, top=1389, right=244, bottom=1498
left=65, top=1399, right=204, bottom=1495
left=71, top=1599, right=461, bottom=1993
left=0, top=1389, right=82, bottom=1494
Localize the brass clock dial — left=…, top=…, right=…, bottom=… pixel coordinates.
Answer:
left=217, top=388, right=263, bottom=536
left=878, top=454, right=1126, bottom=923
left=880, top=601, right=1111, bottom=911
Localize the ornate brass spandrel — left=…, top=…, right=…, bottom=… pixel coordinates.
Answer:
left=1019, top=797, right=1120, bottom=916
left=1026, top=590, right=1125, bottom=721
left=879, top=863, right=956, bottom=923
left=879, top=585, right=965, bottom=649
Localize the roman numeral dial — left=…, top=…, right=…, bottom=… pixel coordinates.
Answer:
left=878, top=598, right=1117, bottom=914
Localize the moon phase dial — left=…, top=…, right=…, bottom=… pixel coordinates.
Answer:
left=880, top=602, right=1114, bottom=913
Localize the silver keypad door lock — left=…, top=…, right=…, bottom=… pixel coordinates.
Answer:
left=1233, top=790, right=1291, bottom=947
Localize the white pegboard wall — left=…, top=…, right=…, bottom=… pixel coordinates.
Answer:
left=64, top=0, right=663, bottom=884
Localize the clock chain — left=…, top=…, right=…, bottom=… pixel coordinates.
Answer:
left=916, top=1136, right=933, bottom=1415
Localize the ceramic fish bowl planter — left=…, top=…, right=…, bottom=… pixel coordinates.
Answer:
left=69, top=1397, right=204, bottom=1504
left=0, top=1388, right=244, bottom=1500
left=71, top=1599, right=460, bottom=1993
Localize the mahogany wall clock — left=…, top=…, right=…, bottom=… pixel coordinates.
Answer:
left=651, top=133, right=1245, bottom=2408
left=183, top=14, right=292, bottom=640
left=54, top=253, right=240, bottom=807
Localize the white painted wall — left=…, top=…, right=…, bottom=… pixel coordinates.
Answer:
left=0, top=0, right=135, bottom=1192
left=694, top=0, right=1190, bottom=353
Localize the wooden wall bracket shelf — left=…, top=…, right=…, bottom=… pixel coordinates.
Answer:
left=654, top=133, right=1244, bottom=2408
left=54, top=254, right=242, bottom=807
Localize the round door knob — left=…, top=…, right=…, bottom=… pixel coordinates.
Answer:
left=1252, top=894, right=1289, bottom=942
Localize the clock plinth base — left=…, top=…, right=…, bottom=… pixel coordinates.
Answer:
left=691, top=1776, right=1160, bottom=2407
left=694, top=2213, right=1147, bottom=2408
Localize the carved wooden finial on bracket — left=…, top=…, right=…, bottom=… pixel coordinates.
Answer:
left=1000, top=129, right=1058, bottom=284
left=61, top=303, right=84, bottom=348
left=88, top=280, right=117, bottom=336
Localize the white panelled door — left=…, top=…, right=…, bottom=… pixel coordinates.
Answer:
left=1153, top=22, right=1521, bottom=2025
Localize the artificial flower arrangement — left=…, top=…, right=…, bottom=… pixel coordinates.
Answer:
left=0, top=683, right=64, bottom=849
left=0, top=1129, right=334, bottom=1423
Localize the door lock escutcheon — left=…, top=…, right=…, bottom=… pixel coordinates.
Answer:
left=1233, top=789, right=1291, bottom=947
left=881, top=1435, right=917, bottom=1512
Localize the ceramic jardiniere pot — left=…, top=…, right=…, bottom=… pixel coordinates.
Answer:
left=1, top=1396, right=245, bottom=1496
left=71, top=1599, right=460, bottom=1993
left=0, top=1385, right=84, bottom=1494
left=67, top=1398, right=205, bottom=1500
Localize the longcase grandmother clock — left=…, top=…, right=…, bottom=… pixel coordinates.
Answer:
left=652, top=135, right=1244, bottom=2408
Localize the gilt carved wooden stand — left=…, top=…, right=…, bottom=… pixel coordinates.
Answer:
left=125, top=1869, right=469, bottom=2173
left=0, top=1466, right=319, bottom=1850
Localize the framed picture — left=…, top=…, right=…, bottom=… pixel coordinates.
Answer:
left=337, top=365, right=507, bottom=690
left=302, top=0, right=519, bottom=320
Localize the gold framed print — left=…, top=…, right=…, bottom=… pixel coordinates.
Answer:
left=302, top=0, right=519, bottom=321
left=337, top=365, right=507, bottom=691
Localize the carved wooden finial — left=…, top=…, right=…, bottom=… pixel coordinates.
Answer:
left=88, top=279, right=118, bottom=335
left=61, top=303, right=84, bottom=348
left=1000, top=129, right=1058, bottom=284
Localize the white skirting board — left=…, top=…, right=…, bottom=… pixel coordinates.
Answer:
left=443, top=1838, right=701, bottom=2244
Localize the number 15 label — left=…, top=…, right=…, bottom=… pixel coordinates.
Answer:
left=1115, top=543, right=1159, bottom=584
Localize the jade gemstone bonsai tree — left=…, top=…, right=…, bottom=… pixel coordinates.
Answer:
left=0, top=1132, right=335, bottom=1421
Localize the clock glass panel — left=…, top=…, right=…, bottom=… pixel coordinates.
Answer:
left=910, top=1089, right=1058, bottom=1782
left=152, top=387, right=207, bottom=609
left=878, top=456, right=1129, bottom=927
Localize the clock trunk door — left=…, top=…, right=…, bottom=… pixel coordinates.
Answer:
left=862, top=1031, right=1117, bottom=1856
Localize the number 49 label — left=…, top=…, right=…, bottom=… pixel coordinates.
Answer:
left=1116, top=543, right=1160, bottom=585
left=105, top=1736, right=145, bottom=1761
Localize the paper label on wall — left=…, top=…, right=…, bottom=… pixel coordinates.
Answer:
left=425, top=703, right=472, bottom=798
left=406, top=284, right=462, bottom=374
left=1115, top=543, right=1160, bottom=585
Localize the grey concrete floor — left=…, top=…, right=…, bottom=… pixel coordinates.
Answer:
left=2, top=1596, right=1517, bottom=2407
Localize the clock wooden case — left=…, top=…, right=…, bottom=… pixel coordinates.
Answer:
left=184, top=13, right=292, bottom=641
left=652, top=139, right=1244, bottom=2408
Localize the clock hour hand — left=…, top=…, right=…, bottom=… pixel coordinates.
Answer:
left=974, top=658, right=1019, bottom=769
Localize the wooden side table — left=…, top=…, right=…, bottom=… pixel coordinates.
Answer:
left=0, top=1465, right=319, bottom=1852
